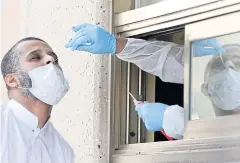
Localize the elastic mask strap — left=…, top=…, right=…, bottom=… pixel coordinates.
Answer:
left=203, top=46, right=228, bottom=84
left=203, top=47, right=240, bottom=83
left=9, top=72, right=32, bottom=90
left=200, top=46, right=223, bottom=95
left=17, top=85, right=32, bottom=90
left=203, top=46, right=226, bottom=68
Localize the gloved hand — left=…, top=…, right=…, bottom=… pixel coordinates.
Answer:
left=65, top=24, right=117, bottom=55
left=136, top=103, right=169, bottom=131
left=193, top=38, right=225, bottom=57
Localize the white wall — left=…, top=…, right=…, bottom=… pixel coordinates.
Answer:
left=1, top=0, right=113, bottom=162
left=1, top=0, right=23, bottom=103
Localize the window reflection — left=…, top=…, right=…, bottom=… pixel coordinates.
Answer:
left=192, top=33, right=240, bottom=119
left=114, top=0, right=164, bottom=13
left=135, top=0, right=164, bottom=8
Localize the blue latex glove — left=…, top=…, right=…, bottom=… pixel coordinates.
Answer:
left=136, top=103, right=169, bottom=131
left=65, top=24, right=117, bottom=55
left=193, top=38, right=225, bottom=57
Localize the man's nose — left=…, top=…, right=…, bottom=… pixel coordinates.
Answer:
left=44, top=55, right=56, bottom=65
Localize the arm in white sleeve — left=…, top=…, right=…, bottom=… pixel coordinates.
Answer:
left=117, top=38, right=184, bottom=84
left=163, top=105, right=184, bottom=140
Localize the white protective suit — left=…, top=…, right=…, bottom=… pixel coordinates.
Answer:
left=117, top=38, right=185, bottom=139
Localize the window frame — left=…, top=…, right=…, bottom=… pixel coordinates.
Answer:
left=184, top=11, right=240, bottom=139
left=109, top=1, right=240, bottom=162
left=114, top=0, right=240, bottom=37
left=112, top=58, right=150, bottom=149
left=112, top=136, right=240, bottom=163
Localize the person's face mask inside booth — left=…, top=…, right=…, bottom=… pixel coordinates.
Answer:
left=201, top=45, right=240, bottom=116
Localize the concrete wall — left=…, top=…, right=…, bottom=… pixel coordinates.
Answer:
left=1, top=0, right=113, bottom=162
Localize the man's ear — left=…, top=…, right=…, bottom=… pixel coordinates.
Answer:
left=201, top=83, right=209, bottom=96
left=5, top=74, right=20, bottom=89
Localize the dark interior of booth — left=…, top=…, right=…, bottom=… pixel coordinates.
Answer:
left=140, top=28, right=185, bottom=141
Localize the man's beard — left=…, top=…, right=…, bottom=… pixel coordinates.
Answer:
left=17, top=72, right=37, bottom=100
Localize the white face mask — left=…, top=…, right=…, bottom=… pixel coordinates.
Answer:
left=23, top=63, right=69, bottom=105
left=207, top=68, right=240, bottom=110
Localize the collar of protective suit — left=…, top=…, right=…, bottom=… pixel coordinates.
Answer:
left=1, top=99, right=74, bottom=163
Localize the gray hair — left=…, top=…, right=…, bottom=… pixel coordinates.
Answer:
left=1, top=37, right=46, bottom=96
left=204, top=44, right=240, bottom=82
left=203, top=44, right=240, bottom=116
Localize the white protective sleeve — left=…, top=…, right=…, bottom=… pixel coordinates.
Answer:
left=163, top=105, right=184, bottom=140
left=117, top=38, right=184, bottom=84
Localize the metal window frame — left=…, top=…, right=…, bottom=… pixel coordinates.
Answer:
left=184, top=11, right=240, bottom=139
left=114, top=0, right=240, bottom=37
left=111, top=135, right=240, bottom=163
left=113, top=58, right=148, bottom=148
left=109, top=1, right=240, bottom=162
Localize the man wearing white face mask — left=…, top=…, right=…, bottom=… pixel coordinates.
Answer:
left=0, top=37, right=74, bottom=163
left=201, top=44, right=240, bottom=116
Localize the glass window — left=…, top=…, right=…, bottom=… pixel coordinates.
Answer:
left=134, top=0, right=164, bottom=9
left=191, top=32, right=240, bottom=120
left=115, top=30, right=184, bottom=146
left=114, top=0, right=163, bottom=13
